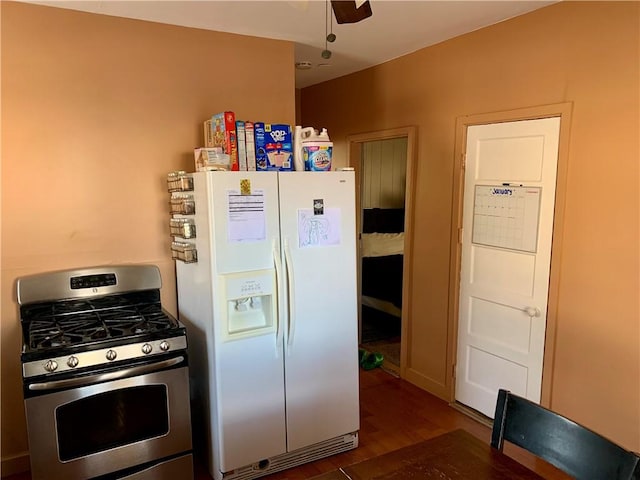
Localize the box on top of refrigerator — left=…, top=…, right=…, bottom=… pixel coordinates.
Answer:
left=245, top=121, right=257, bottom=171
left=194, top=147, right=231, bottom=171
left=235, top=121, right=248, bottom=171
left=255, top=123, right=293, bottom=171
left=207, top=112, right=239, bottom=171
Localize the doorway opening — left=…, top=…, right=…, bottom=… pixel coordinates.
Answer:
left=347, top=127, right=417, bottom=378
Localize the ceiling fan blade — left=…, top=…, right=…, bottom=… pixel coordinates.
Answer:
left=330, top=0, right=373, bottom=24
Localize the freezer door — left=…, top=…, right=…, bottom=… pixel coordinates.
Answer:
left=277, top=171, right=360, bottom=452
left=206, top=171, right=281, bottom=274
left=200, top=172, right=288, bottom=471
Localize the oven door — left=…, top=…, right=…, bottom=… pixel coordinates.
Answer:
left=24, top=355, right=192, bottom=480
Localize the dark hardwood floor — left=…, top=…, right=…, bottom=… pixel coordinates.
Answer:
left=5, top=368, right=569, bottom=480
left=248, top=369, right=569, bottom=480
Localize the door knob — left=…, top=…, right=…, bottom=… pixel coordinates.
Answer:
left=523, top=306, right=541, bottom=318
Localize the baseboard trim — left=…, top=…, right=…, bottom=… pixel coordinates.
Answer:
left=450, top=401, right=493, bottom=428
left=403, top=368, right=449, bottom=401
left=1, top=452, right=30, bottom=478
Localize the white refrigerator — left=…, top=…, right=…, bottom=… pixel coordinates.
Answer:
left=175, top=170, right=359, bottom=480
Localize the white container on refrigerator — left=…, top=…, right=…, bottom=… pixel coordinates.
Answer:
left=176, top=170, right=359, bottom=480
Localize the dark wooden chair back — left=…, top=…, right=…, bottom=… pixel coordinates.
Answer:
left=491, top=389, right=640, bottom=480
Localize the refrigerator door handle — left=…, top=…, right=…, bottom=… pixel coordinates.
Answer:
left=273, top=239, right=285, bottom=350
left=284, top=237, right=296, bottom=347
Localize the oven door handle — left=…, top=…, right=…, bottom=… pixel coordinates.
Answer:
left=28, top=356, right=185, bottom=391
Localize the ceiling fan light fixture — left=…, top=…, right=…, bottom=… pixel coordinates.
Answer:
left=331, top=0, right=372, bottom=24
left=321, top=0, right=334, bottom=60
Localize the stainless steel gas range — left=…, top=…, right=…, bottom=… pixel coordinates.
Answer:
left=17, top=265, right=193, bottom=480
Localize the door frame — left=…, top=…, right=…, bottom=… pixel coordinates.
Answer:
left=448, top=104, right=572, bottom=408
left=347, top=126, right=417, bottom=378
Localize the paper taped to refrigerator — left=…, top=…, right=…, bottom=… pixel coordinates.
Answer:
left=227, top=189, right=266, bottom=242
left=298, top=208, right=341, bottom=248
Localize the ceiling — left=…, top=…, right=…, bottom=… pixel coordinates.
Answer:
left=25, top=0, right=557, bottom=89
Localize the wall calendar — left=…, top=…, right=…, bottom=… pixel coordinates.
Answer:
left=471, top=185, right=541, bottom=253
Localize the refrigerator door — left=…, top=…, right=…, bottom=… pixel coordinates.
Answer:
left=207, top=172, right=279, bottom=274
left=277, top=171, right=360, bottom=452
left=205, top=172, right=288, bottom=472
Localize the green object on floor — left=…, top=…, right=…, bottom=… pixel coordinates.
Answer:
left=359, top=348, right=384, bottom=370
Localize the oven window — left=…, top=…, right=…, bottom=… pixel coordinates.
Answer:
left=56, top=385, right=169, bottom=461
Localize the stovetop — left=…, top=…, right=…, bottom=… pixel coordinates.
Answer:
left=21, top=291, right=179, bottom=353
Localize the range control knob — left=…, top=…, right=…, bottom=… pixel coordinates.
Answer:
left=159, top=341, right=170, bottom=352
left=44, top=359, right=58, bottom=372
left=142, top=343, right=153, bottom=355
left=67, top=356, right=79, bottom=368
left=106, top=349, right=117, bottom=361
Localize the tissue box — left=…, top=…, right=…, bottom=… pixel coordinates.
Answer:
left=194, top=147, right=231, bottom=171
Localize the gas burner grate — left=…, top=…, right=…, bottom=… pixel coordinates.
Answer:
left=61, top=317, right=109, bottom=342
left=29, top=324, right=83, bottom=350
left=39, top=333, right=77, bottom=349
left=53, top=299, right=94, bottom=315
left=89, top=292, right=154, bottom=310
left=20, top=291, right=162, bottom=321
left=28, top=313, right=103, bottom=349
left=24, top=305, right=179, bottom=351
left=102, top=307, right=176, bottom=336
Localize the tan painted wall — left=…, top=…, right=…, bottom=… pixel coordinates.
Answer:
left=301, top=1, right=640, bottom=450
left=1, top=1, right=294, bottom=473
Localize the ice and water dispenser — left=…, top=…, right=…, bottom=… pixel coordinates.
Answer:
left=222, top=269, right=277, bottom=340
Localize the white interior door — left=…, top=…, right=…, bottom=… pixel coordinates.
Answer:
left=455, top=117, right=560, bottom=417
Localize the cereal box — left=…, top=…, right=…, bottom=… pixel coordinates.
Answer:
left=254, top=123, right=293, bottom=171
left=209, top=112, right=238, bottom=171
left=235, top=120, right=248, bottom=171
left=245, top=121, right=256, bottom=171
